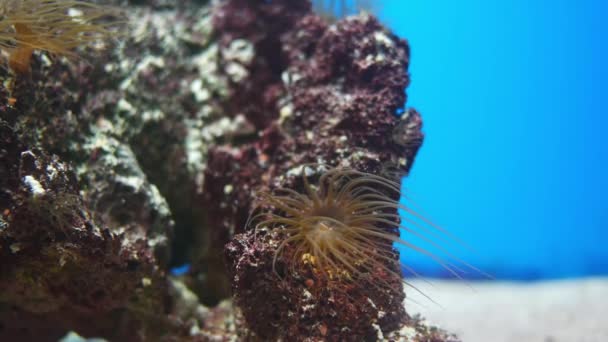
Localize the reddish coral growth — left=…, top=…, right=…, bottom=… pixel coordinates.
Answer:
left=0, top=122, right=167, bottom=340
left=202, top=0, right=426, bottom=339
left=213, top=0, right=311, bottom=129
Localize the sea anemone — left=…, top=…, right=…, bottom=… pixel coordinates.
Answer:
left=0, top=0, right=121, bottom=74
left=312, top=0, right=377, bottom=20
left=252, top=165, right=480, bottom=295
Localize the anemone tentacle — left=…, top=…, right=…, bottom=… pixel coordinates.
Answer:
left=252, top=165, right=483, bottom=298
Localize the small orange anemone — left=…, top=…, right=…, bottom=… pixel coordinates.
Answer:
left=312, top=0, right=377, bottom=20
left=0, top=0, right=121, bottom=74
left=252, top=165, right=484, bottom=296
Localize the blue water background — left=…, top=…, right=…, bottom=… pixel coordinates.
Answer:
left=374, top=1, right=608, bottom=280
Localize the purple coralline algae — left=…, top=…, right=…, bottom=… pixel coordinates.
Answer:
left=0, top=0, right=459, bottom=341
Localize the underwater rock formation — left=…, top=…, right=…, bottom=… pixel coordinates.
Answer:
left=0, top=0, right=457, bottom=340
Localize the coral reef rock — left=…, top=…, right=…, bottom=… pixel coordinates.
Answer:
left=0, top=0, right=457, bottom=341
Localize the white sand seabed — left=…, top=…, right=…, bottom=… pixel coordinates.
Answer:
left=405, top=277, right=608, bottom=342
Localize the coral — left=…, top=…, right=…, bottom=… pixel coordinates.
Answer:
left=0, top=120, right=167, bottom=340
left=210, top=0, right=454, bottom=340
left=0, top=0, right=220, bottom=339
left=0, top=0, right=460, bottom=340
